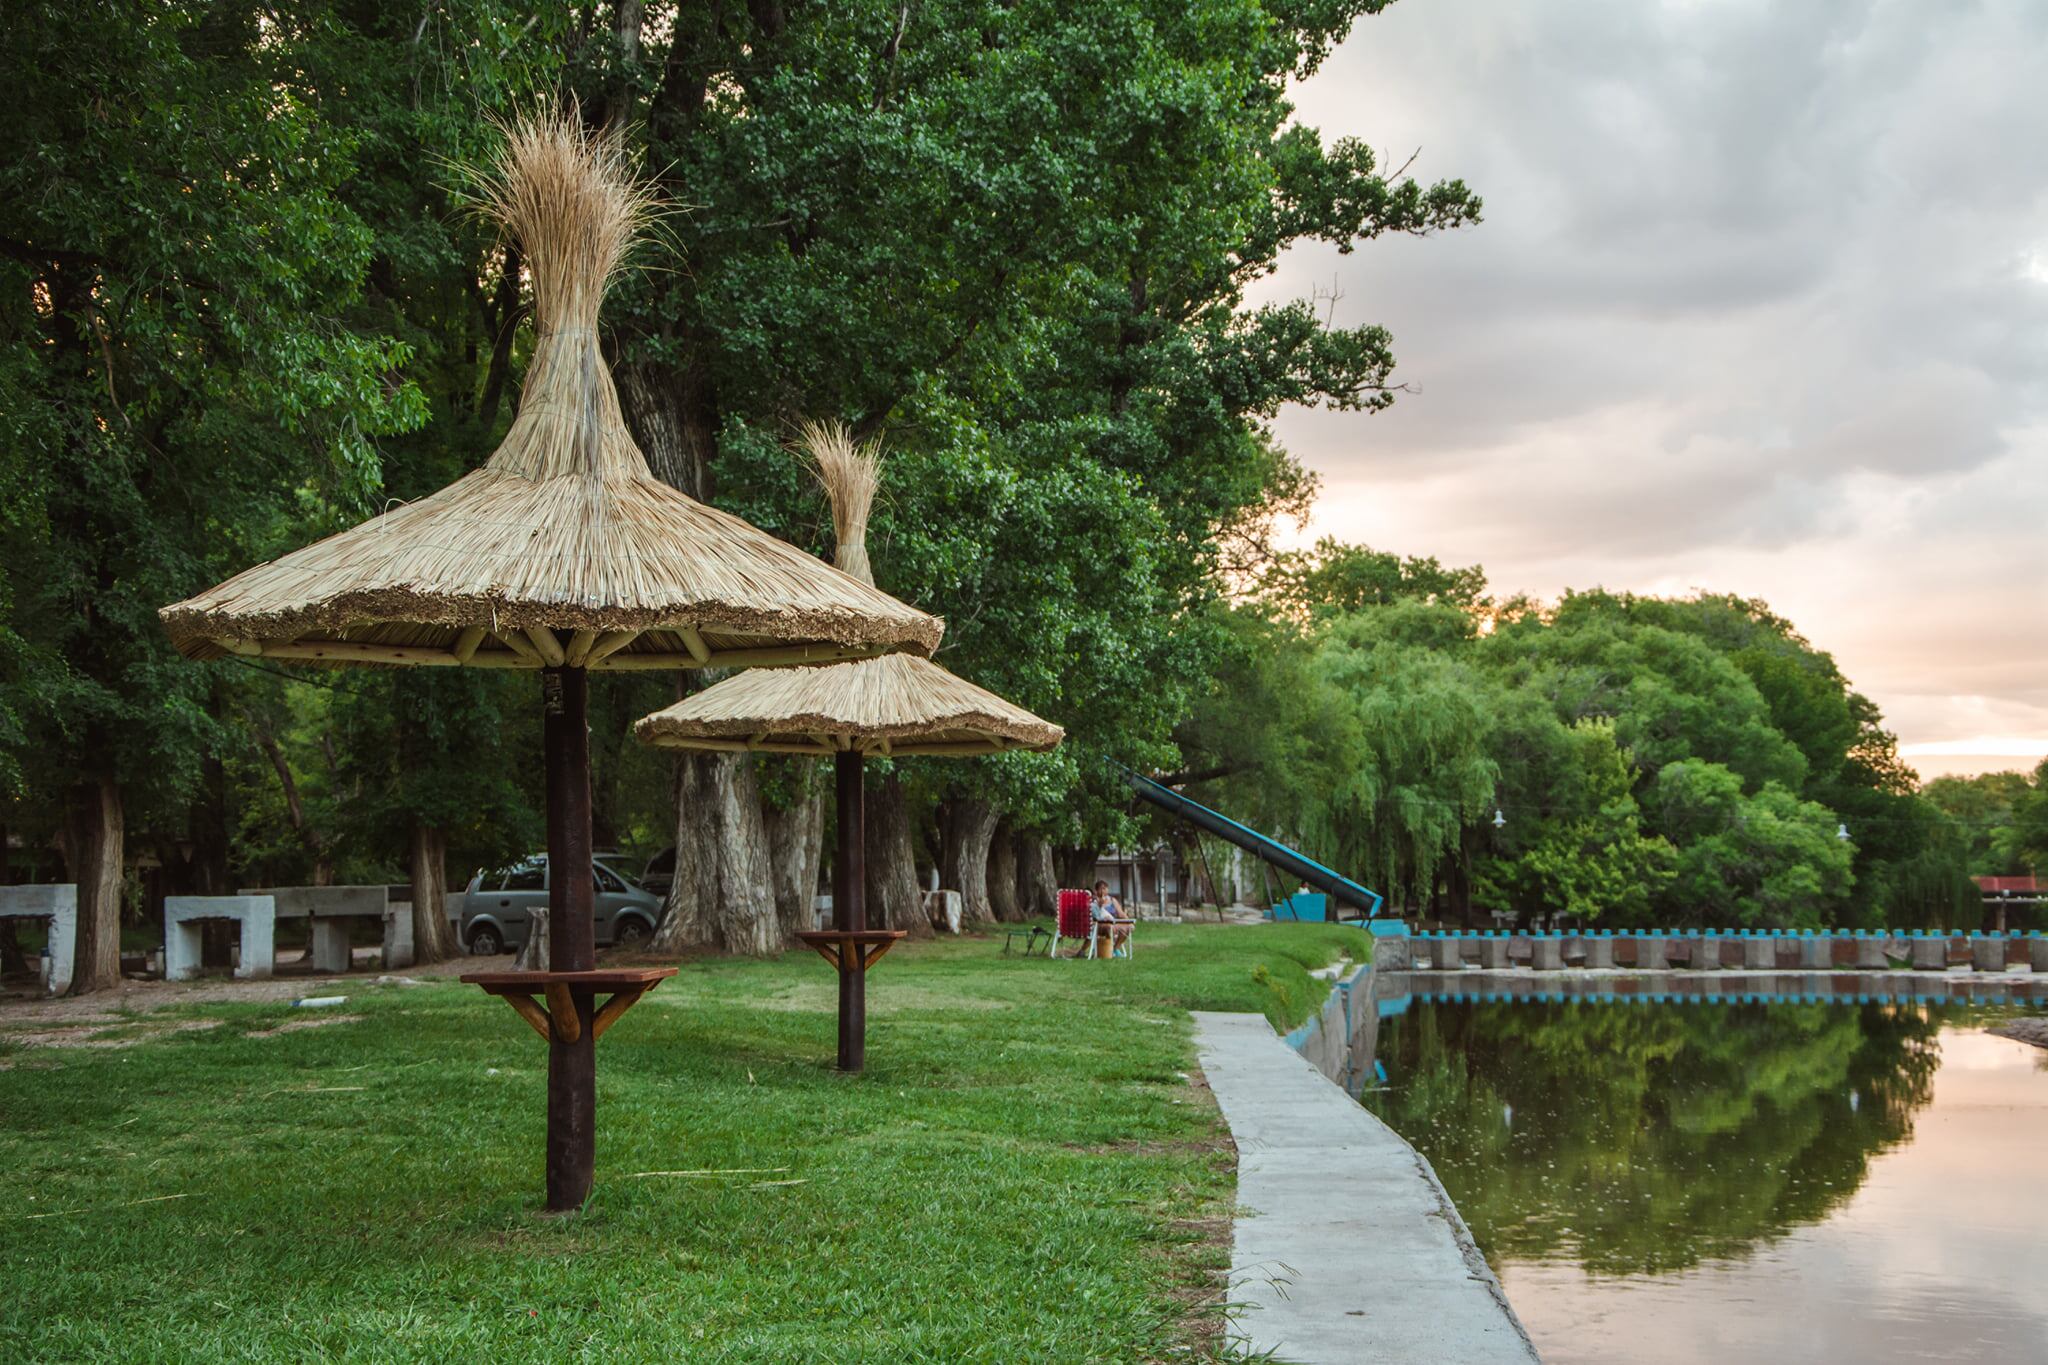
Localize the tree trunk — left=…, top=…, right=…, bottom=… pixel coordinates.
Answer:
left=939, top=797, right=1000, bottom=927
left=254, top=720, right=333, bottom=885
left=409, top=821, right=458, bottom=964
left=1055, top=846, right=1095, bottom=894
left=766, top=788, right=825, bottom=938
left=987, top=822, right=1022, bottom=922
left=653, top=751, right=781, bottom=955
left=63, top=775, right=124, bottom=995
left=865, top=772, right=930, bottom=938
left=620, top=362, right=786, bottom=957
left=0, top=823, right=23, bottom=976
left=1015, top=833, right=1057, bottom=920
left=185, top=749, right=235, bottom=967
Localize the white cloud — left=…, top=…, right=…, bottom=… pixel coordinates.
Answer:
left=1262, top=0, right=2048, bottom=771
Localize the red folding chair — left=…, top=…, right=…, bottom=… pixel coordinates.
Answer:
left=1053, top=890, right=1095, bottom=959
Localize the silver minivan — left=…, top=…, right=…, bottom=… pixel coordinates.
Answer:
left=456, top=854, right=662, bottom=955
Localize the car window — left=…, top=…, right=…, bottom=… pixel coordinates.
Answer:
left=594, top=863, right=625, bottom=894
left=502, top=858, right=545, bottom=891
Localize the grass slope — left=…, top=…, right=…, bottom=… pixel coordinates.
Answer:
left=0, top=921, right=1362, bottom=1363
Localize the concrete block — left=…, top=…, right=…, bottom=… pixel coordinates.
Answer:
left=1696, top=935, right=1722, bottom=970
left=1743, top=936, right=1773, bottom=969
left=1479, top=936, right=1509, bottom=969
left=1800, top=936, right=1831, bottom=969
left=164, top=895, right=274, bottom=982
left=1852, top=935, right=1887, bottom=969
left=1560, top=934, right=1588, bottom=965
left=248, top=885, right=386, bottom=920
left=1533, top=936, right=1563, bottom=971
left=2030, top=936, right=2048, bottom=973
left=1911, top=936, right=1946, bottom=970
left=1972, top=936, right=2005, bottom=972
left=383, top=907, right=415, bottom=970
left=1374, top=933, right=1412, bottom=970
left=1586, top=936, right=1614, bottom=969
left=0, top=884, right=77, bottom=996
left=309, top=918, right=351, bottom=973
left=1639, top=935, right=1669, bottom=970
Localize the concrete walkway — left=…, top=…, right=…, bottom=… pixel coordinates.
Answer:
left=1195, top=1011, right=1540, bottom=1364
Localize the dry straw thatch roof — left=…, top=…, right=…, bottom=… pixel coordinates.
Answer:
left=634, top=653, right=1064, bottom=758
left=160, top=108, right=941, bottom=673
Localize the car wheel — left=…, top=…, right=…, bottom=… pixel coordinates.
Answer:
left=614, top=916, right=650, bottom=950
left=468, top=923, right=504, bottom=956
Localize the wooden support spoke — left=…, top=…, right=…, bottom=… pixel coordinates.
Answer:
left=259, top=640, right=462, bottom=667
left=582, top=629, right=639, bottom=667
left=452, top=626, right=487, bottom=663
left=526, top=627, right=567, bottom=668
left=562, top=629, right=598, bottom=667
left=495, top=631, right=543, bottom=664
left=655, top=737, right=843, bottom=755
left=888, top=740, right=1025, bottom=757
left=590, top=986, right=648, bottom=1040
left=502, top=993, right=552, bottom=1042
left=704, top=642, right=889, bottom=670
left=589, top=652, right=693, bottom=671
left=215, top=637, right=263, bottom=656
left=545, top=981, right=580, bottom=1043
left=677, top=626, right=711, bottom=665
left=465, top=650, right=543, bottom=669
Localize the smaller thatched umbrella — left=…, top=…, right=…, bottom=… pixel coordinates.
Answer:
left=635, top=653, right=1062, bottom=1069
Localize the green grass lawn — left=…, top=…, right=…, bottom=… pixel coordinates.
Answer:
left=0, top=920, right=1364, bottom=1363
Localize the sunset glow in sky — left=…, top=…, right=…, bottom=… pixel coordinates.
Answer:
left=1262, top=0, right=2048, bottom=780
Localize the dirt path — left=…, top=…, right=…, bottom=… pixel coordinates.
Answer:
left=1991, top=1017, right=2048, bottom=1051
left=0, top=954, right=504, bottom=1026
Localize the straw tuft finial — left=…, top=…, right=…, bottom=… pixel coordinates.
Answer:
left=795, top=419, right=882, bottom=586
left=467, top=103, right=657, bottom=333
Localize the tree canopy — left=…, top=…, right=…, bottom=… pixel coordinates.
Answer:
left=1177, top=572, right=2000, bottom=928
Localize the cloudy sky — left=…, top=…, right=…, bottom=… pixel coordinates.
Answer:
left=1261, top=0, right=2048, bottom=779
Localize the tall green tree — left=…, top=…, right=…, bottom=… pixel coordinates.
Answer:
left=1646, top=760, right=1854, bottom=928
left=557, top=0, right=1477, bottom=938
left=1, top=2, right=437, bottom=988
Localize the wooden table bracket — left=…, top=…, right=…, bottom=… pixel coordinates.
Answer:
left=459, top=968, right=679, bottom=1045
left=794, top=929, right=907, bottom=974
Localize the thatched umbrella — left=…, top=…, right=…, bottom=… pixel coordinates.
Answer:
left=159, top=111, right=942, bottom=1211
left=635, top=651, right=1062, bottom=1069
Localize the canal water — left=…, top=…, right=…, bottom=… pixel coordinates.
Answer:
left=1361, top=981, right=2048, bottom=1364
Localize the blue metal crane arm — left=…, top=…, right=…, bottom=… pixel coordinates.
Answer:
left=1119, top=766, right=1386, bottom=917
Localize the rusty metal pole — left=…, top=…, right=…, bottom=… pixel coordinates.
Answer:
left=834, top=749, right=866, bottom=1071
left=543, top=665, right=595, bottom=1211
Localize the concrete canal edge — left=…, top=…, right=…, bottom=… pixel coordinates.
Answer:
left=1195, top=965, right=1540, bottom=1364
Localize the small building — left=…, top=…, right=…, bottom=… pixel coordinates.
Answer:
left=1090, top=844, right=1186, bottom=913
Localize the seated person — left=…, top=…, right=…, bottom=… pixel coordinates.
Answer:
left=1091, top=880, right=1131, bottom=956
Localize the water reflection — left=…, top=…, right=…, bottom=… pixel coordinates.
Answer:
left=1363, top=991, right=2048, bottom=1364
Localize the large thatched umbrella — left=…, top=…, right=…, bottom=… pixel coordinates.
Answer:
left=159, top=111, right=942, bottom=1211
left=635, top=652, right=1062, bottom=1069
